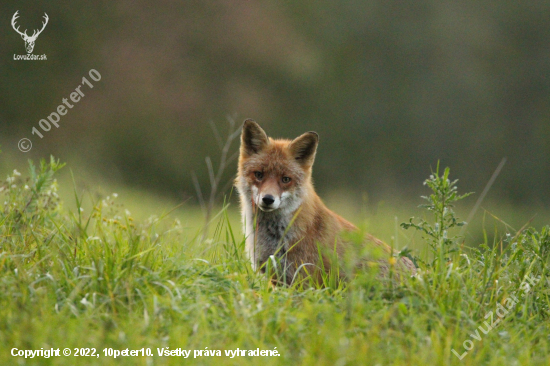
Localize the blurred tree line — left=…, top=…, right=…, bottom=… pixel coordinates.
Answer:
left=1, top=0, right=550, bottom=205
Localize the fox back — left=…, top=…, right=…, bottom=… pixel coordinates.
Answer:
left=235, top=119, right=416, bottom=285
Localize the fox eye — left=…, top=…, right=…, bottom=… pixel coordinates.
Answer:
left=254, top=171, right=264, bottom=180
left=282, top=176, right=291, bottom=184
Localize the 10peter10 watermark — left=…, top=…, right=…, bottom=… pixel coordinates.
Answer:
left=18, top=69, right=101, bottom=152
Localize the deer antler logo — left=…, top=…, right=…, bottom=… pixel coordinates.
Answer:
left=11, top=11, right=49, bottom=54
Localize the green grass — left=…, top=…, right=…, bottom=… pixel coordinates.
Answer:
left=0, top=158, right=549, bottom=365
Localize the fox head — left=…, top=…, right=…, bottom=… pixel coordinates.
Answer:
left=237, top=119, right=319, bottom=213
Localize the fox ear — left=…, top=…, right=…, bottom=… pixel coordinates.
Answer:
left=290, top=131, right=319, bottom=167
left=241, top=119, right=269, bottom=156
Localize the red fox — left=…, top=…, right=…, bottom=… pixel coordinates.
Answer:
left=235, top=119, right=416, bottom=285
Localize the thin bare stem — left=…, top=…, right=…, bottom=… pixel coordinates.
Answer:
left=191, top=171, right=206, bottom=217
left=196, top=117, right=242, bottom=240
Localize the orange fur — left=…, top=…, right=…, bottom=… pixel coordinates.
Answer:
left=235, top=119, right=416, bottom=285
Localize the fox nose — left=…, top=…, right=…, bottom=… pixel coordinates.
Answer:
left=262, top=195, right=275, bottom=206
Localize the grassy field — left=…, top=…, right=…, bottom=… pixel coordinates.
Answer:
left=1, top=157, right=549, bottom=365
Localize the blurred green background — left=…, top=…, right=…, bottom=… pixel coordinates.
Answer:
left=1, top=0, right=550, bottom=243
